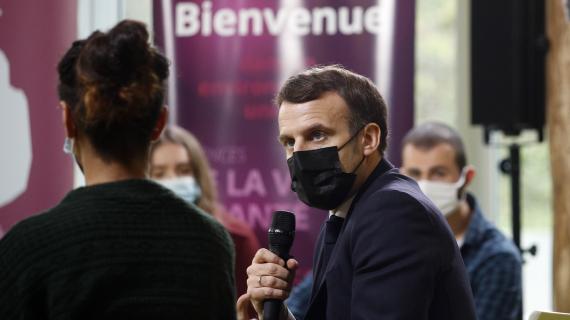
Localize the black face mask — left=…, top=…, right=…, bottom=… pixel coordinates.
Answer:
left=287, top=130, right=365, bottom=210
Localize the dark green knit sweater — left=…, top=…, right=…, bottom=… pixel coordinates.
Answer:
left=0, top=179, right=236, bottom=319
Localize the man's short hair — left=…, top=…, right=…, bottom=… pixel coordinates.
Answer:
left=275, top=65, right=388, bottom=154
left=402, top=122, right=467, bottom=170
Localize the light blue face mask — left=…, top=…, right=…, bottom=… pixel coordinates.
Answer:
left=63, top=137, right=74, bottom=154
left=63, top=137, right=84, bottom=173
left=158, top=176, right=202, bottom=204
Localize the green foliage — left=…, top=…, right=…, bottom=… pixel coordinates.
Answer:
left=415, top=0, right=457, bottom=124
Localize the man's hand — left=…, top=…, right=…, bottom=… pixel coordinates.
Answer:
left=236, top=293, right=252, bottom=320
left=245, top=248, right=298, bottom=318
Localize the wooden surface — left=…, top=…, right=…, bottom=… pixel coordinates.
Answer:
left=529, top=311, right=570, bottom=320
left=547, top=0, right=570, bottom=312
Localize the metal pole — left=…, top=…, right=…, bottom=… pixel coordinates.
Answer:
left=509, top=143, right=523, bottom=320
left=510, top=143, right=521, bottom=252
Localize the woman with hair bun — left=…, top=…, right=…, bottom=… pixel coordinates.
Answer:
left=0, top=20, right=236, bottom=319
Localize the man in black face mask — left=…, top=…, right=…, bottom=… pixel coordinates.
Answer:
left=238, top=65, right=476, bottom=320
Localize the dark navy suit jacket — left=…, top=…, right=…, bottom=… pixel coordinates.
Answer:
left=304, top=159, right=476, bottom=320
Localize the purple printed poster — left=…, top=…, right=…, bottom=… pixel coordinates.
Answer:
left=0, top=0, right=77, bottom=237
left=153, top=0, right=415, bottom=278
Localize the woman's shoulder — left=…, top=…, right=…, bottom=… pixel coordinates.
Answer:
left=0, top=205, right=64, bottom=268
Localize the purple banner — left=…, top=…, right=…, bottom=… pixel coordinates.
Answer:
left=0, top=0, right=77, bottom=237
left=154, top=0, right=415, bottom=277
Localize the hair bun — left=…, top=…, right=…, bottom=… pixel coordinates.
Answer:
left=81, top=20, right=151, bottom=85
left=77, top=20, right=168, bottom=126
left=107, top=20, right=151, bottom=82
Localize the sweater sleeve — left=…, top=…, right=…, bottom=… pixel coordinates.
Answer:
left=0, top=220, right=48, bottom=320
left=0, top=229, right=20, bottom=318
left=210, top=223, right=237, bottom=320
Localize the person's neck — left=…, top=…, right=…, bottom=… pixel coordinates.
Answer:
left=446, top=200, right=472, bottom=239
left=78, top=143, right=147, bottom=186
left=358, top=154, right=381, bottom=186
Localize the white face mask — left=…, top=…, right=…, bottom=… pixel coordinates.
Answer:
left=417, top=170, right=466, bottom=216
left=158, top=176, right=202, bottom=204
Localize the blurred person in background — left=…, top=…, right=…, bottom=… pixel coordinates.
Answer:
left=0, top=20, right=236, bottom=319
left=285, top=272, right=313, bottom=319
left=149, top=125, right=260, bottom=297
left=401, top=121, right=522, bottom=320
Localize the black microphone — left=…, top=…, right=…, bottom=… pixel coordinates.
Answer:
left=264, top=210, right=296, bottom=320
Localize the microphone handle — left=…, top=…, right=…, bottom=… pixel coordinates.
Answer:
left=263, top=299, right=283, bottom=320
left=263, top=251, right=290, bottom=320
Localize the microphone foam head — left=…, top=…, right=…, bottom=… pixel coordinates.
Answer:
left=270, top=210, right=295, bottom=232
left=268, top=211, right=295, bottom=254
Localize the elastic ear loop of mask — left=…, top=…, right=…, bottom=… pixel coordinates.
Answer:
left=456, top=167, right=469, bottom=200
left=351, top=153, right=367, bottom=173
left=337, top=124, right=367, bottom=152
left=338, top=124, right=368, bottom=174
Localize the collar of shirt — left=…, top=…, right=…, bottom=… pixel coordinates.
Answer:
left=462, top=193, right=493, bottom=249
left=328, top=195, right=356, bottom=219
left=456, top=236, right=465, bottom=248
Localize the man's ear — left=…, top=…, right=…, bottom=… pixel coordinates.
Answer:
left=361, top=123, right=381, bottom=156
left=463, top=165, right=476, bottom=188
left=60, top=101, right=76, bottom=138
left=151, top=106, right=168, bottom=141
